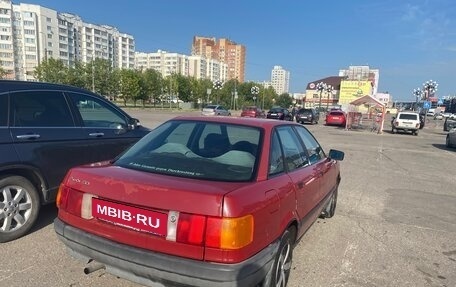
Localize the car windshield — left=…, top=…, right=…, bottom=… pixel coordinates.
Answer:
left=398, top=114, right=418, bottom=120
left=115, top=120, right=261, bottom=182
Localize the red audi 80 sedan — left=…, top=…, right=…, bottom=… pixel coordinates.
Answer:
left=55, top=116, right=344, bottom=287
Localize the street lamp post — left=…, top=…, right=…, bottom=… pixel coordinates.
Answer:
left=213, top=80, right=223, bottom=104
left=422, top=80, right=438, bottom=101
left=251, top=86, right=259, bottom=107
left=325, top=84, right=333, bottom=112
left=316, top=82, right=327, bottom=112
left=413, top=88, right=423, bottom=111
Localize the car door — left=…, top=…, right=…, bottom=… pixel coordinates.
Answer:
left=9, top=90, right=86, bottom=201
left=67, top=92, right=145, bottom=163
left=294, top=126, right=337, bottom=202
left=275, top=126, right=320, bottom=234
left=0, top=93, right=19, bottom=169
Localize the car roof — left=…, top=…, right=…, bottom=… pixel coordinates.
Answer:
left=0, top=80, right=94, bottom=94
left=172, top=115, right=299, bottom=129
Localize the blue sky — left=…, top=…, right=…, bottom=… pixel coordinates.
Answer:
left=22, top=0, right=456, bottom=101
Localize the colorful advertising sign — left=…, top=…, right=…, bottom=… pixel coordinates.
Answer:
left=339, top=80, right=373, bottom=104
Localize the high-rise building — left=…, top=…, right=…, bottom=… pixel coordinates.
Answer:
left=135, top=50, right=227, bottom=82
left=192, top=36, right=245, bottom=82
left=0, top=0, right=135, bottom=81
left=271, top=65, right=290, bottom=95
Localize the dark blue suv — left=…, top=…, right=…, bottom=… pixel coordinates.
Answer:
left=0, top=80, right=150, bottom=242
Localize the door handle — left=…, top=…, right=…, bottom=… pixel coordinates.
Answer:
left=16, top=134, right=40, bottom=140
left=88, top=132, right=104, bottom=137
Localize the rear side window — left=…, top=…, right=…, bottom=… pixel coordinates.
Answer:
left=11, top=91, right=74, bottom=127
left=398, top=113, right=418, bottom=120
left=0, top=94, right=7, bottom=126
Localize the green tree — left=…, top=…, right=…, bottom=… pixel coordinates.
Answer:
left=0, top=67, right=7, bottom=79
left=141, top=69, right=163, bottom=106
left=275, top=93, right=293, bottom=108
left=65, top=60, right=86, bottom=88
left=34, top=58, right=68, bottom=84
left=119, top=69, right=141, bottom=106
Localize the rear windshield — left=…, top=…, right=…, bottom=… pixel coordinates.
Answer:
left=243, top=106, right=257, bottom=111
left=398, top=113, right=418, bottom=120
left=270, top=108, right=283, bottom=113
left=115, top=120, right=262, bottom=182
left=205, top=105, right=217, bottom=109
left=330, top=111, right=344, bottom=116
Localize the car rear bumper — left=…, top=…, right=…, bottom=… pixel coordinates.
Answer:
left=55, top=218, right=278, bottom=287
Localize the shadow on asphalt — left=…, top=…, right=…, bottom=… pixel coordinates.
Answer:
left=432, top=143, right=456, bottom=152
left=29, top=204, right=58, bottom=234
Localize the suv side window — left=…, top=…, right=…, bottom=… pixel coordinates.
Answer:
left=0, top=94, right=7, bottom=126
left=68, top=92, right=127, bottom=128
left=294, top=126, right=325, bottom=164
left=11, top=91, right=74, bottom=127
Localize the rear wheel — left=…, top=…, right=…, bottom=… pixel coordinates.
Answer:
left=262, top=228, right=295, bottom=287
left=0, top=176, right=40, bottom=242
left=447, top=135, right=452, bottom=148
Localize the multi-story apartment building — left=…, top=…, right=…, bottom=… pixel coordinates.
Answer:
left=192, top=36, right=245, bottom=82
left=270, top=65, right=290, bottom=95
left=135, top=50, right=227, bottom=82
left=0, top=0, right=134, bottom=81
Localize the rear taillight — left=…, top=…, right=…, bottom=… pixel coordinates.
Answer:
left=205, top=215, right=254, bottom=249
left=176, top=213, right=206, bottom=245
left=171, top=213, right=254, bottom=249
left=56, top=184, right=86, bottom=218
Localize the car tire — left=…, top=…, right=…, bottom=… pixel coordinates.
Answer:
left=413, top=131, right=418, bottom=136
left=0, top=175, right=40, bottom=243
left=261, top=228, right=295, bottom=287
left=447, top=135, right=452, bottom=148
left=392, top=128, right=397, bottom=134
left=320, top=187, right=338, bottom=218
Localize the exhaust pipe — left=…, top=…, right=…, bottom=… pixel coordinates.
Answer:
left=83, top=261, right=105, bottom=274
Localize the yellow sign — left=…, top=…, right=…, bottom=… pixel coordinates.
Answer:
left=339, top=80, right=372, bottom=104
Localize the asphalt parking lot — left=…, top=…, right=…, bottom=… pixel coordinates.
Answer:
left=1, top=109, right=455, bottom=287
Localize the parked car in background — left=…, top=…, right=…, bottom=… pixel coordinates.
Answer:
left=446, top=127, right=456, bottom=148
left=444, top=116, right=456, bottom=132
left=325, top=110, right=346, bottom=127
left=240, top=106, right=266, bottom=118
left=391, top=112, right=420, bottom=135
left=55, top=116, right=344, bottom=287
left=434, top=113, right=444, bottom=120
left=267, top=107, right=293, bottom=121
left=295, top=108, right=320, bottom=124
left=0, top=80, right=150, bottom=242
left=201, top=105, right=231, bottom=116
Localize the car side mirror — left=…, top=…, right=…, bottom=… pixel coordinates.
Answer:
left=328, top=149, right=344, bottom=161
left=128, top=118, right=140, bottom=130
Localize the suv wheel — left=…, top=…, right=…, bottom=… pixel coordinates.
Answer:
left=392, top=128, right=397, bottom=134
left=0, top=176, right=40, bottom=242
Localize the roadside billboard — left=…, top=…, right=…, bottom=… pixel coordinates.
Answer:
left=339, top=80, right=373, bottom=105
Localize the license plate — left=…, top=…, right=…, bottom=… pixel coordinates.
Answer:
left=92, top=198, right=168, bottom=236
left=271, top=113, right=277, bottom=116
left=333, top=117, right=340, bottom=120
